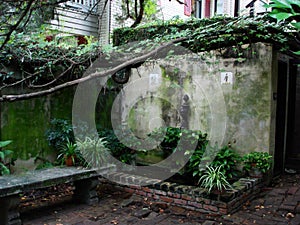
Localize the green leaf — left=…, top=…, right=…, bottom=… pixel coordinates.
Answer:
left=3, top=150, right=13, bottom=156
left=0, top=140, right=12, bottom=148
left=269, top=0, right=293, bottom=9
left=0, top=165, right=10, bottom=175
left=0, top=152, right=4, bottom=160
left=269, top=12, right=293, bottom=20
left=291, top=22, right=300, bottom=30
left=294, top=50, right=300, bottom=55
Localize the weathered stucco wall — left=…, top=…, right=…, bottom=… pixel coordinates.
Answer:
left=120, top=43, right=273, bottom=155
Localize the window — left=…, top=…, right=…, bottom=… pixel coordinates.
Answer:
left=64, top=0, right=98, bottom=13
left=215, top=0, right=224, bottom=15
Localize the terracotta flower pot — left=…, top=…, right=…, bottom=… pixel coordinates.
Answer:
left=64, top=155, right=75, bottom=166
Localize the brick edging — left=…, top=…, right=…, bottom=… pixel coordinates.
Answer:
left=102, top=172, right=263, bottom=215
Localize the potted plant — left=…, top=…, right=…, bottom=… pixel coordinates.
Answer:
left=57, top=139, right=81, bottom=166
left=198, top=165, right=232, bottom=201
left=242, top=152, right=272, bottom=177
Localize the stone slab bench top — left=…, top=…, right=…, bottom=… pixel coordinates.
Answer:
left=0, top=166, right=115, bottom=198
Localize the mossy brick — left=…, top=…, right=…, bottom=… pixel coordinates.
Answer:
left=147, top=193, right=153, bottom=198
left=160, top=196, right=174, bottom=203
left=124, top=187, right=135, bottom=194
left=181, top=194, right=193, bottom=201
left=188, top=201, right=203, bottom=209
left=142, top=187, right=152, bottom=193
left=203, top=204, right=218, bottom=212
left=287, top=187, right=299, bottom=195
left=238, top=181, right=252, bottom=189
left=154, top=182, right=163, bottom=190
left=145, top=179, right=161, bottom=187
left=191, top=187, right=206, bottom=196
left=174, top=185, right=193, bottom=194
left=167, top=192, right=181, bottom=198
left=126, top=176, right=136, bottom=184
left=136, top=190, right=147, bottom=196
left=174, top=198, right=187, bottom=205
left=160, top=182, right=172, bottom=191
left=182, top=205, right=196, bottom=211
left=210, top=199, right=227, bottom=208
left=219, top=207, right=228, bottom=215
left=232, top=181, right=247, bottom=192
left=154, top=190, right=167, bottom=196
left=120, top=174, right=129, bottom=183
left=195, top=197, right=206, bottom=204
left=129, top=184, right=141, bottom=190
left=168, top=183, right=179, bottom=192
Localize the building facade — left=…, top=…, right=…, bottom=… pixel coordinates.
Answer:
left=194, top=0, right=270, bottom=18
left=49, top=0, right=189, bottom=45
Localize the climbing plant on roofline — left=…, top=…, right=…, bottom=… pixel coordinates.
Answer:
left=1, top=10, right=299, bottom=101
left=113, top=14, right=299, bottom=55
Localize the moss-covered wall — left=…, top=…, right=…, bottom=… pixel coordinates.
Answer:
left=0, top=88, right=75, bottom=171
left=120, top=43, right=274, bottom=155
left=0, top=86, right=116, bottom=172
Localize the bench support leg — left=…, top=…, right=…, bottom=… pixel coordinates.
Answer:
left=0, top=195, right=21, bottom=225
left=73, top=178, right=99, bottom=205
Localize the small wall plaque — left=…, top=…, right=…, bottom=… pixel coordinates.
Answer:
left=149, top=73, right=159, bottom=86
left=221, top=72, right=233, bottom=84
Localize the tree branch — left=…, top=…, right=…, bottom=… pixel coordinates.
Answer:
left=0, top=0, right=35, bottom=51
left=131, top=0, right=145, bottom=27
left=0, top=37, right=187, bottom=102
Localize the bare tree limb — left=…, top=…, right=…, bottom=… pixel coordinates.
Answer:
left=28, top=63, right=74, bottom=88
left=131, top=0, right=145, bottom=27
left=0, top=37, right=187, bottom=102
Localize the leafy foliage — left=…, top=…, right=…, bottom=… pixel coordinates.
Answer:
left=0, top=140, right=14, bottom=175
left=243, top=152, right=272, bottom=173
left=266, top=0, right=300, bottom=54
left=113, top=14, right=298, bottom=54
left=187, top=143, right=242, bottom=182
left=98, top=129, right=137, bottom=164
left=208, top=145, right=242, bottom=179
left=45, top=118, right=74, bottom=150
left=116, top=0, right=158, bottom=27
left=0, top=28, right=100, bottom=86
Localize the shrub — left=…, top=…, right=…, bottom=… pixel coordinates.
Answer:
left=243, top=151, right=272, bottom=174
left=0, top=140, right=14, bottom=175
left=45, top=118, right=74, bottom=150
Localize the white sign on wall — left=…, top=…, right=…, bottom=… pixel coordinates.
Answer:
left=149, top=73, right=160, bottom=86
left=220, top=72, right=233, bottom=84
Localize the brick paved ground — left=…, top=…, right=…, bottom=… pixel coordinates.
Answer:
left=21, top=174, right=300, bottom=225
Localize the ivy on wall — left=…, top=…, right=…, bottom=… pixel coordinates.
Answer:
left=0, top=14, right=299, bottom=98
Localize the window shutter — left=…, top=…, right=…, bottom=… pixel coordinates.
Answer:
left=205, top=0, right=211, bottom=17
left=184, top=0, right=192, bottom=16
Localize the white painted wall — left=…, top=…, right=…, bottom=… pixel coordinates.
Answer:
left=156, top=0, right=190, bottom=20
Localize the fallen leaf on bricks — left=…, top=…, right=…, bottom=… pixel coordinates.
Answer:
left=286, top=212, right=295, bottom=218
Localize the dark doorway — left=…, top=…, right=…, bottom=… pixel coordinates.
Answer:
left=275, top=59, right=300, bottom=175
left=274, top=61, right=288, bottom=175
left=285, top=60, right=300, bottom=171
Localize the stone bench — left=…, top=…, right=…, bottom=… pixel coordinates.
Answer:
left=0, top=166, right=114, bottom=225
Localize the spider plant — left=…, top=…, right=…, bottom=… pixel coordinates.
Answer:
left=198, top=165, right=232, bottom=195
